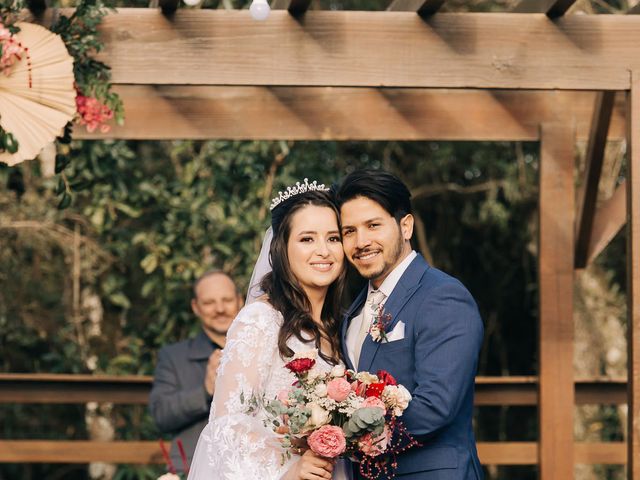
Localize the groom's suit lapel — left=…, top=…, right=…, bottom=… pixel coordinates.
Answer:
left=357, top=255, right=429, bottom=373
left=341, top=288, right=367, bottom=371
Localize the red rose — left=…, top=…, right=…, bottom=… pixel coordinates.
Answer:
left=377, top=370, right=397, bottom=386
left=285, top=358, right=316, bottom=374
left=365, top=382, right=386, bottom=398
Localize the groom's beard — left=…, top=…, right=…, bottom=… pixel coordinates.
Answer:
left=352, top=230, right=404, bottom=282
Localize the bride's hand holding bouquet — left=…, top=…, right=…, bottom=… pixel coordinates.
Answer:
left=263, top=350, right=419, bottom=480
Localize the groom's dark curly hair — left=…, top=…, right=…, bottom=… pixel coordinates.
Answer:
left=261, top=190, right=346, bottom=365
left=335, top=169, right=412, bottom=222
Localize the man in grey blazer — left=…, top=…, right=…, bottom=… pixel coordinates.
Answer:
left=149, top=271, right=243, bottom=472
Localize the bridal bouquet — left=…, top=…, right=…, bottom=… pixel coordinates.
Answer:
left=261, top=350, right=420, bottom=479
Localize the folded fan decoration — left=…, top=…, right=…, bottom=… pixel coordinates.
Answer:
left=0, top=22, right=76, bottom=166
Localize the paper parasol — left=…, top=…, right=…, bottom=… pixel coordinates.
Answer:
left=0, top=22, right=76, bottom=166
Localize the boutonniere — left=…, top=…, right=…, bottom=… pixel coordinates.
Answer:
left=369, top=306, right=393, bottom=343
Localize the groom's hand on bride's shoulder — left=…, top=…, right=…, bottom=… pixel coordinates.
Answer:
left=204, top=349, right=222, bottom=395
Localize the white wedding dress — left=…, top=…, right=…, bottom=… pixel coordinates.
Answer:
left=188, top=301, right=352, bottom=480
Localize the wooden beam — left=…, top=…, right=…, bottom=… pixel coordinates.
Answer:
left=585, top=181, right=627, bottom=265
left=0, top=441, right=625, bottom=465
left=480, top=442, right=626, bottom=465
left=0, top=373, right=152, bottom=404
left=474, top=376, right=538, bottom=406
left=387, top=0, right=446, bottom=15
left=575, top=378, right=628, bottom=405
left=74, top=87, right=627, bottom=141
left=576, top=442, right=627, bottom=465
left=0, top=441, right=165, bottom=464
left=0, top=373, right=628, bottom=405
left=70, top=9, right=640, bottom=89
left=511, top=0, right=577, bottom=17
left=271, top=0, right=312, bottom=15
left=575, top=91, right=616, bottom=268
left=628, top=73, right=640, bottom=480
left=539, top=122, right=575, bottom=479
left=474, top=377, right=628, bottom=406
left=478, top=442, right=537, bottom=466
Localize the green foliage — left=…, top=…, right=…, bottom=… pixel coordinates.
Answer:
left=0, top=136, right=624, bottom=480
left=343, top=407, right=385, bottom=438
left=0, top=137, right=542, bottom=379
left=0, top=127, right=18, bottom=154
left=51, top=0, right=124, bottom=124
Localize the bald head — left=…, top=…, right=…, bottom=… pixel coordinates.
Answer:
left=192, top=271, right=242, bottom=344
left=193, top=270, right=239, bottom=298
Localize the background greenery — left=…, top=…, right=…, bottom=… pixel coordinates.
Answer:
left=1, top=137, right=627, bottom=479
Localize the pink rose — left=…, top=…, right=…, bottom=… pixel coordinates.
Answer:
left=361, top=396, right=386, bottom=413
left=327, top=378, right=351, bottom=402
left=277, top=388, right=290, bottom=406
left=308, top=425, right=346, bottom=458
left=358, top=426, right=391, bottom=457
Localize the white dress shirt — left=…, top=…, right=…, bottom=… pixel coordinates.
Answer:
left=346, top=250, right=417, bottom=368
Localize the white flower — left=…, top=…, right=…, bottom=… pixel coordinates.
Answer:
left=306, top=402, right=331, bottom=429
left=381, top=384, right=412, bottom=416
left=157, top=474, right=181, bottom=480
left=293, top=349, right=318, bottom=360
left=338, top=394, right=363, bottom=416
left=307, top=368, right=323, bottom=383
left=331, top=365, right=346, bottom=377
left=355, top=371, right=378, bottom=385
left=314, top=383, right=328, bottom=397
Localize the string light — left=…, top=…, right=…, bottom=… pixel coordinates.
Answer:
left=250, top=0, right=270, bottom=21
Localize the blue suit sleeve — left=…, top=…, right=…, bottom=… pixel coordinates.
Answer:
left=401, top=281, right=484, bottom=438
left=149, top=347, right=211, bottom=433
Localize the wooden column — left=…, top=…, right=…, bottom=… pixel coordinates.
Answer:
left=628, top=74, right=640, bottom=480
left=539, top=123, right=575, bottom=479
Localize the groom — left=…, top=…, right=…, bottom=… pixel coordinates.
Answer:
left=336, top=170, right=484, bottom=480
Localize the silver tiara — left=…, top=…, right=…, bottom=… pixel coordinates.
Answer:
left=269, top=178, right=330, bottom=211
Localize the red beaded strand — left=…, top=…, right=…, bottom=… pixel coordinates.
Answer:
left=352, top=416, right=422, bottom=480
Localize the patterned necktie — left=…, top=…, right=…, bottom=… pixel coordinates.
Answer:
left=354, top=290, right=386, bottom=367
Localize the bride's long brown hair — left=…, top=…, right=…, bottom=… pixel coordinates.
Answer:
left=260, top=190, right=346, bottom=365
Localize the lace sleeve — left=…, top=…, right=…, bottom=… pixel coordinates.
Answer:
left=188, top=303, right=295, bottom=480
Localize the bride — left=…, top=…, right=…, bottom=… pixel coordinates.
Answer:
left=188, top=182, right=351, bottom=480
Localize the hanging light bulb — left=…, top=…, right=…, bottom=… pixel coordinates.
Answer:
left=183, top=0, right=202, bottom=6
left=250, top=0, right=270, bottom=21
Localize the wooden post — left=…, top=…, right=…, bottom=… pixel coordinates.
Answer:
left=539, top=123, right=575, bottom=479
left=628, top=74, right=640, bottom=480
left=575, top=91, right=616, bottom=268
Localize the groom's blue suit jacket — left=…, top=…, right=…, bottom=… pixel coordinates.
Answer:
left=341, top=254, right=484, bottom=480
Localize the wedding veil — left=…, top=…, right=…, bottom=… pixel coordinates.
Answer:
left=245, top=227, right=273, bottom=305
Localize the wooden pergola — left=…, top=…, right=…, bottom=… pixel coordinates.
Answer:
left=7, top=1, right=640, bottom=478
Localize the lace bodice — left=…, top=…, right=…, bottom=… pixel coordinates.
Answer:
left=188, top=302, right=350, bottom=480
